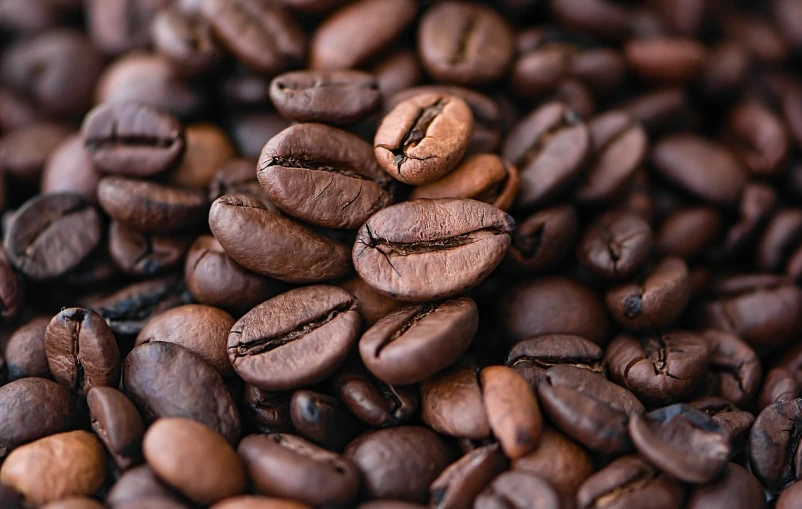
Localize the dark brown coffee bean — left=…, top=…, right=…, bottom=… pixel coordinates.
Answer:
left=481, top=366, right=543, bottom=460
left=87, top=386, right=144, bottom=472
left=620, top=88, right=694, bottom=134
left=201, top=0, right=305, bottom=75
left=109, top=221, right=192, bottom=277
left=503, top=102, right=590, bottom=210
left=506, top=334, right=604, bottom=388
left=0, top=377, right=73, bottom=458
left=625, top=37, right=707, bottom=84
left=258, top=123, right=393, bottom=229
left=45, top=307, right=120, bottom=396
left=430, top=443, right=507, bottom=509
left=417, top=1, right=514, bottom=87
left=289, top=390, right=360, bottom=451
left=657, top=207, right=723, bottom=261
left=86, top=0, right=168, bottom=55
left=209, top=193, right=352, bottom=283
left=82, top=103, right=185, bottom=178
left=570, top=48, right=627, bottom=94
left=4, top=316, right=50, bottom=381
left=0, top=122, right=70, bottom=181
left=239, top=433, right=359, bottom=507
left=576, top=455, right=684, bottom=509
left=714, top=183, right=776, bottom=261
left=374, top=93, right=474, bottom=185
left=151, top=7, right=221, bottom=77
left=3, top=193, right=101, bottom=281
left=549, top=0, right=630, bottom=40
left=41, top=134, right=102, bottom=204
left=270, top=71, right=381, bottom=125
left=757, top=209, right=802, bottom=272
left=124, top=341, right=241, bottom=444
left=508, top=36, right=570, bottom=100
left=228, top=285, right=360, bottom=391
left=577, top=211, right=653, bottom=281
left=346, top=426, right=452, bottom=503
left=106, top=465, right=179, bottom=507
left=687, top=397, right=755, bottom=454
left=605, top=257, right=690, bottom=332
left=359, top=298, right=477, bottom=385
left=242, top=386, right=292, bottom=435
left=500, top=277, right=610, bottom=345
left=419, top=359, right=488, bottom=439
left=474, top=470, right=561, bottom=509
left=725, top=101, right=788, bottom=177
left=503, top=204, right=579, bottom=275
left=750, top=398, right=802, bottom=492
left=700, top=329, right=761, bottom=406
left=538, top=365, right=644, bottom=453
left=759, top=367, right=800, bottom=410
left=0, top=249, right=23, bottom=324
left=353, top=199, right=514, bottom=302
left=373, top=51, right=422, bottom=101
left=686, top=462, right=766, bottom=509
left=310, top=0, right=417, bottom=71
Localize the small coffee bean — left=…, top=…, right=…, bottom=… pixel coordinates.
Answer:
left=481, top=366, right=543, bottom=460
left=82, top=102, right=185, bottom=177
left=270, top=70, right=381, bottom=125
left=419, top=359, right=489, bottom=439
left=712, top=183, right=776, bottom=261
left=87, top=386, right=144, bottom=472
left=374, top=93, right=474, bottom=185
left=620, top=88, right=693, bottom=135
left=429, top=443, right=507, bottom=509
left=345, top=426, right=452, bottom=503
left=549, top=0, right=630, bottom=40
left=726, top=101, right=788, bottom=177
left=144, top=418, right=245, bottom=505
left=238, top=433, right=359, bottom=507
left=0, top=431, right=106, bottom=506
left=258, top=123, right=393, bottom=229
left=228, top=285, right=360, bottom=391
left=169, top=123, right=236, bottom=188
left=3, top=193, right=101, bottom=281
left=506, top=334, right=604, bottom=388
left=503, top=204, right=579, bottom=274
left=0, top=377, right=73, bottom=458
left=4, top=316, right=50, bottom=381
left=624, top=37, right=707, bottom=84
left=759, top=367, right=799, bottom=410
left=151, top=7, right=222, bottom=77
left=474, top=470, right=561, bottom=509
left=242, top=386, right=292, bottom=435
left=577, top=211, right=654, bottom=280
left=749, top=398, right=802, bottom=492
left=41, top=134, right=102, bottom=203
left=353, top=199, right=514, bottom=302
left=289, top=390, right=360, bottom=451
left=657, top=207, right=722, bottom=261
left=576, top=455, right=684, bottom=509
left=109, top=221, right=192, bottom=277
left=686, top=397, right=754, bottom=454
left=359, top=298, right=478, bottom=385
left=701, top=329, right=761, bottom=406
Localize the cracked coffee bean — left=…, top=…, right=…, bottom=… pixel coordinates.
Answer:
left=506, top=334, right=604, bottom=388
left=577, top=211, right=654, bottom=281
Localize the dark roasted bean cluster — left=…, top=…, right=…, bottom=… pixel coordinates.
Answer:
left=2, top=1, right=802, bottom=508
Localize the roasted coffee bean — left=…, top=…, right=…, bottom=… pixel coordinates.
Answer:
left=270, top=71, right=381, bottom=125
left=429, top=443, right=507, bottom=509
left=756, top=208, right=802, bottom=272
left=258, top=123, right=393, bottom=229
left=373, top=51, right=422, bottom=101
left=0, top=249, right=23, bottom=324
left=0, top=122, right=71, bottom=180
left=239, top=433, right=359, bottom=507
left=353, top=199, right=514, bottom=302
left=605, top=257, right=690, bottom=332
left=86, top=0, right=167, bottom=55
left=777, top=479, right=802, bottom=509
left=701, top=329, right=761, bottom=406
left=3, top=193, right=101, bottom=281
left=97, top=177, right=207, bottom=233
left=87, top=386, right=144, bottom=472
left=109, top=221, right=192, bottom=277
left=759, top=367, right=800, bottom=410
left=0, top=87, right=39, bottom=132
left=228, top=285, right=360, bottom=391
left=82, top=102, right=184, bottom=178
left=538, top=365, right=644, bottom=453
left=625, top=37, right=707, bottom=84
left=629, top=404, right=730, bottom=483
left=620, top=88, right=692, bottom=135
left=474, top=470, right=561, bottom=509
left=169, top=123, right=236, bottom=189
left=310, top=0, right=417, bottom=71
left=749, top=398, right=802, bottom=491
left=686, top=462, right=767, bottom=509
left=726, top=101, right=788, bottom=177
left=4, top=316, right=50, bottom=381
left=503, top=204, right=579, bottom=274
left=374, top=93, right=474, bottom=185
left=209, top=193, right=352, bottom=283
left=687, top=397, right=755, bottom=453
left=338, top=275, right=405, bottom=327
left=577, top=211, right=653, bottom=281
left=201, top=0, right=305, bottom=75
left=417, top=2, right=514, bottom=87
left=151, top=8, right=221, bottom=77
left=41, top=134, right=102, bottom=203
left=124, top=341, right=241, bottom=444
left=657, top=208, right=723, bottom=261
left=45, top=307, right=120, bottom=396
left=289, top=390, right=359, bottom=451
left=576, top=455, right=684, bottom=509
left=481, top=366, right=543, bottom=460
left=242, top=386, right=292, bottom=434
left=333, top=356, right=419, bottom=428
left=506, top=334, right=604, bottom=388
left=0, top=377, right=73, bottom=458
left=359, top=298, right=477, bottom=385
left=106, top=465, right=184, bottom=507
left=409, top=154, right=518, bottom=211
left=419, top=359, right=488, bottom=439
left=346, top=426, right=452, bottom=503
left=549, top=0, right=630, bottom=40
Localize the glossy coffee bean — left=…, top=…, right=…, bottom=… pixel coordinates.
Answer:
left=228, top=285, right=360, bottom=391
left=87, top=386, right=143, bottom=472
left=242, top=386, right=292, bottom=435
left=429, top=443, right=507, bottom=509
left=624, top=37, right=707, bottom=84
left=4, top=316, right=50, bottom=381
left=576, top=455, right=684, bottom=509
left=503, top=204, right=579, bottom=274
left=0, top=377, right=73, bottom=458
left=474, top=470, right=561, bottom=509
left=759, top=367, right=799, bottom=410
left=86, top=0, right=167, bottom=55
left=726, top=101, right=788, bottom=178
left=506, top=334, right=604, bottom=388
left=419, top=359, right=488, bottom=439
left=687, top=397, right=755, bottom=454
left=353, top=199, right=514, bottom=302
left=749, top=398, right=802, bottom=492
left=0, top=250, right=23, bottom=324
left=289, top=390, right=359, bottom=451
left=701, top=329, right=761, bottom=406
left=577, top=211, right=653, bottom=281
left=481, top=366, right=542, bottom=460
left=549, top=0, right=630, bottom=40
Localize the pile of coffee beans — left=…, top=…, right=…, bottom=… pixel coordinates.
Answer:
left=4, top=0, right=802, bottom=508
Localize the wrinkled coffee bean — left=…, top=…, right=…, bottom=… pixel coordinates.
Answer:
left=577, top=211, right=654, bottom=281
left=506, top=334, right=604, bottom=388
left=749, top=398, right=802, bottom=492
left=109, top=221, right=192, bottom=277
left=576, top=455, right=684, bottom=509
left=502, top=204, right=579, bottom=274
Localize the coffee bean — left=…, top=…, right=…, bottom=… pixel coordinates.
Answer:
left=373, top=51, right=422, bottom=101
left=144, top=418, right=245, bottom=505
left=338, top=275, right=405, bottom=327
left=109, top=221, right=192, bottom=277
left=687, top=397, right=755, bottom=454
left=289, top=390, right=360, bottom=451
left=151, top=7, right=221, bottom=77
left=359, top=298, right=477, bottom=385
left=502, top=102, right=590, bottom=210
left=429, top=443, right=507, bottom=509
left=211, top=496, right=311, bottom=509
left=549, top=0, right=630, bottom=40
left=3, top=193, right=101, bottom=281
left=503, top=204, right=579, bottom=275
left=86, top=0, right=167, bottom=55
left=106, top=464, right=182, bottom=507
left=726, top=101, right=788, bottom=177
left=756, top=208, right=802, bottom=272
left=4, top=316, right=50, bottom=381
left=759, top=367, right=799, bottom=410
left=538, top=365, right=644, bottom=453
left=374, top=93, right=474, bottom=185
left=419, top=359, right=489, bottom=439
left=0, top=122, right=71, bottom=181
left=474, top=470, right=561, bottom=509
left=0, top=249, right=23, bottom=324
left=201, top=0, right=305, bottom=75
left=258, top=123, right=393, bottom=229
left=270, top=70, right=381, bottom=125
left=701, top=329, right=761, bottom=406
left=45, top=307, right=120, bottom=396
left=0, top=377, right=73, bottom=458
left=169, top=123, right=236, bottom=189
left=41, top=134, right=102, bottom=203
left=228, top=285, right=360, bottom=391
left=238, top=433, right=359, bottom=507
left=242, top=386, right=292, bottom=435
left=82, top=102, right=185, bottom=177
left=481, top=366, right=543, bottom=460
left=749, top=398, right=802, bottom=491
left=209, top=193, right=352, bottom=283
left=657, top=207, right=723, bottom=261
left=506, top=334, right=604, bottom=388
left=625, top=37, right=707, bottom=84
left=124, top=341, right=241, bottom=443
left=346, top=426, right=452, bottom=503
left=208, top=159, right=263, bottom=201
left=87, top=386, right=144, bottom=472
left=0, top=431, right=106, bottom=506
left=576, top=455, right=684, bottom=509
left=577, top=211, right=654, bottom=280
left=353, top=199, right=514, bottom=302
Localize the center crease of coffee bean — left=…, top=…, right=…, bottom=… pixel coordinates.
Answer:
left=378, top=303, right=439, bottom=354
left=380, top=98, right=447, bottom=175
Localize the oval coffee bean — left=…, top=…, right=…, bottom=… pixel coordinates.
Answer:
left=749, top=398, right=802, bottom=492
left=3, top=193, right=101, bottom=281
left=82, top=102, right=184, bottom=177
left=242, top=386, right=292, bottom=435
left=481, top=366, right=543, bottom=460
left=150, top=8, right=222, bottom=77
left=87, top=386, right=144, bottom=472
left=624, top=37, right=707, bottom=84
left=353, top=199, right=514, bottom=302
left=209, top=193, right=352, bottom=283
left=474, top=470, right=561, bottom=509
left=228, top=285, right=360, bottom=391
left=4, top=316, right=50, bottom=381
left=657, top=207, right=723, bottom=261
left=576, top=455, right=684, bottom=509
left=429, top=443, right=507, bottom=509
left=124, top=341, right=241, bottom=444
left=108, top=221, right=192, bottom=277
left=686, top=463, right=767, bottom=509
left=106, top=465, right=180, bottom=507
left=270, top=70, right=381, bottom=125
left=701, top=329, right=761, bottom=406
left=144, top=418, right=245, bottom=505
left=238, top=433, right=359, bottom=507
left=359, top=298, right=478, bottom=385
left=257, top=123, right=393, bottom=229
left=419, top=359, right=489, bottom=439
left=687, top=397, right=755, bottom=454
left=346, top=426, right=452, bottom=503
left=759, top=367, right=799, bottom=410
left=777, top=480, right=802, bottom=509
left=503, top=204, right=579, bottom=274
left=506, top=334, right=604, bottom=388
left=629, top=404, right=731, bottom=483
left=577, top=211, right=653, bottom=281
left=0, top=377, right=73, bottom=458
left=289, top=390, right=360, bottom=451
left=726, top=101, right=788, bottom=178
